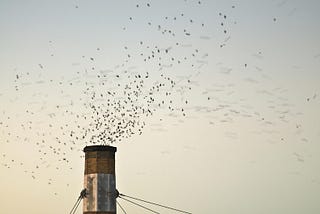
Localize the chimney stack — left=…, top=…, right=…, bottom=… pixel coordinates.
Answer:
left=83, top=145, right=117, bottom=214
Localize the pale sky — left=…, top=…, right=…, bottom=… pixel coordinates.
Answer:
left=0, top=0, right=320, bottom=213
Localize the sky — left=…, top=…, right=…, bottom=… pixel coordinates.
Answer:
left=0, top=0, right=320, bottom=213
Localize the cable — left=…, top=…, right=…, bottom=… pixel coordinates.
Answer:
left=69, top=189, right=88, bottom=214
left=117, top=200, right=128, bottom=214
left=119, top=193, right=192, bottom=214
left=71, top=198, right=82, bottom=214
left=119, top=196, right=160, bottom=214
left=69, top=198, right=81, bottom=214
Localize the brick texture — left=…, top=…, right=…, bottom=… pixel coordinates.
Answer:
left=85, top=151, right=115, bottom=175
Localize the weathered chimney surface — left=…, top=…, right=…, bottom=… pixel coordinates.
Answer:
left=83, top=145, right=117, bottom=214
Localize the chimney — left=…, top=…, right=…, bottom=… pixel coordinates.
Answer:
left=83, top=145, right=117, bottom=214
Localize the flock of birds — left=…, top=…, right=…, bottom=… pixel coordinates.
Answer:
left=0, top=0, right=318, bottom=194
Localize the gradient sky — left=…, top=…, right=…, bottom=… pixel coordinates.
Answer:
left=1, top=0, right=320, bottom=213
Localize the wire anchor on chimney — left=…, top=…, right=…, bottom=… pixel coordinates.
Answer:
left=69, top=188, right=88, bottom=214
left=80, top=188, right=88, bottom=199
